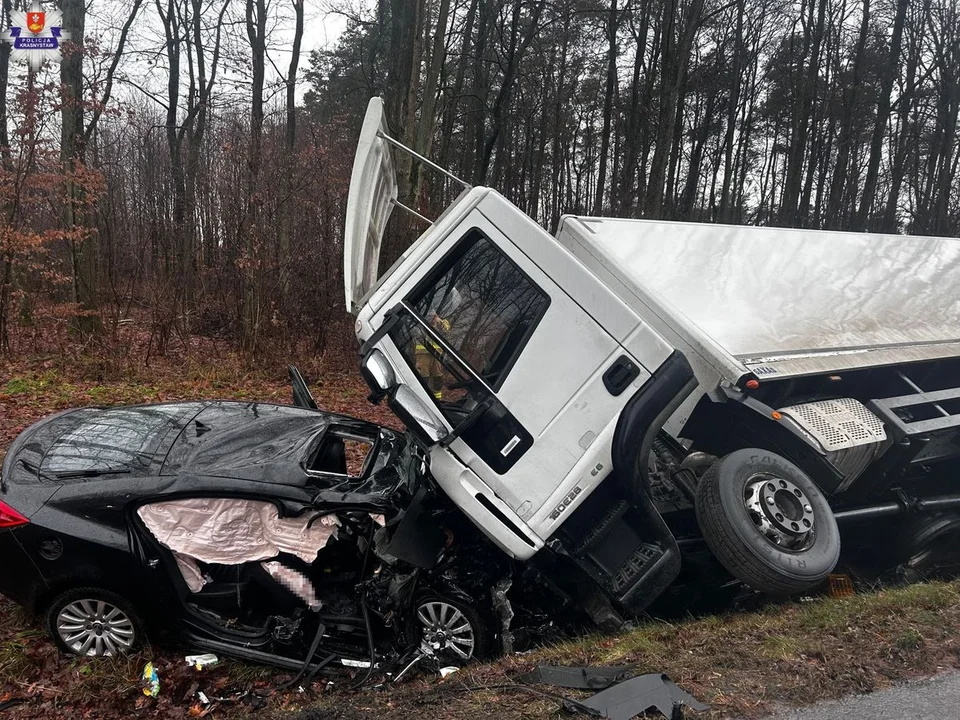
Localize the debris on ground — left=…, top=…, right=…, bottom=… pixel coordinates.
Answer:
left=522, top=666, right=709, bottom=719
left=577, top=673, right=709, bottom=719
left=185, top=654, right=220, bottom=670
left=521, top=664, right=633, bottom=690
left=140, top=662, right=160, bottom=697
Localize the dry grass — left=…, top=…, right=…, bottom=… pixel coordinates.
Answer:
left=269, top=580, right=960, bottom=719
left=2, top=357, right=960, bottom=717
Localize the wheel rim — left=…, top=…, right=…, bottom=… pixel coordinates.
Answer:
left=416, top=600, right=475, bottom=660
left=56, top=599, right=135, bottom=657
left=744, top=473, right=816, bottom=552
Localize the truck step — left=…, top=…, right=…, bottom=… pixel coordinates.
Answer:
left=575, top=501, right=629, bottom=553
left=609, top=544, right=663, bottom=593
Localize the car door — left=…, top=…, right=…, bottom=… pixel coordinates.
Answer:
left=380, top=211, right=641, bottom=526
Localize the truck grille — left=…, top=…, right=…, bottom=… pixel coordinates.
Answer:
left=778, top=398, right=888, bottom=490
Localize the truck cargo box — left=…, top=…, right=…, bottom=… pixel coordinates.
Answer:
left=555, top=217, right=960, bottom=382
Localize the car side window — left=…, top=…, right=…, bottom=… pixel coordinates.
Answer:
left=307, top=431, right=374, bottom=478
left=407, top=229, right=549, bottom=391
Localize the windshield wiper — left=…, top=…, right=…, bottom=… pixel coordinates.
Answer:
left=54, top=468, right=132, bottom=479
left=20, top=459, right=59, bottom=483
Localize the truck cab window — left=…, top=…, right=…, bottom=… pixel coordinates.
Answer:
left=389, top=310, right=534, bottom=473
left=408, top=230, right=549, bottom=390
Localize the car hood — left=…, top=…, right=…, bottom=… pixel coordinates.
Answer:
left=161, top=402, right=335, bottom=481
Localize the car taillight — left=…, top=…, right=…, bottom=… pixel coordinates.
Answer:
left=0, top=500, right=29, bottom=528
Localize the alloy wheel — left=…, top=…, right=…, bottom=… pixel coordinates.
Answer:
left=56, top=598, right=136, bottom=657
left=416, top=600, right=476, bottom=660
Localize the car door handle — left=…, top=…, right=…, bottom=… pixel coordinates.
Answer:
left=603, top=355, right=641, bottom=396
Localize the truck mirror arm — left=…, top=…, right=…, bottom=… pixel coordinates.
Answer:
left=440, top=397, right=494, bottom=449
left=359, top=305, right=403, bottom=357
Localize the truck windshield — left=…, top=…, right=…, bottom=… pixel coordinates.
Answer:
left=388, top=310, right=491, bottom=425
left=407, top=229, right=549, bottom=391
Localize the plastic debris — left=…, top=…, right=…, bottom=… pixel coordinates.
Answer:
left=185, top=653, right=220, bottom=670
left=439, top=666, right=459, bottom=679
left=141, top=662, right=160, bottom=697
left=522, top=664, right=632, bottom=690
left=577, top=673, right=709, bottom=719
left=828, top=573, right=855, bottom=598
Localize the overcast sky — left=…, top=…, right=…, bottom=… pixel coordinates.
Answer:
left=73, top=0, right=353, bottom=114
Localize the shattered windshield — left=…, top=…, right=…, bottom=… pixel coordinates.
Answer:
left=41, top=405, right=203, bottom=479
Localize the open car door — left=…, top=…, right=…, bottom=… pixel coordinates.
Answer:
left=343, top=97, right=398, bottom=314
left=289, top=365, right=319, bottom=410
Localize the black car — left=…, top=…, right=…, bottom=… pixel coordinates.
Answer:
left=0, top=371, right=499, bottom=672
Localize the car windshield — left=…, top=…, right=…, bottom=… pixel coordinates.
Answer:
left=41, top=405, right=203, bottom=479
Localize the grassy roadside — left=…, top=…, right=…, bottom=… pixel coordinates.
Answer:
left=5, top=579, right=960, bottom=719
left=264, top=579, right=960, bottom=719
left=2, top=356, right=959, bottom=718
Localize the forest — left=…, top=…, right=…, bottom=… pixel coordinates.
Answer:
left=0, top=0, right=957, bottom=363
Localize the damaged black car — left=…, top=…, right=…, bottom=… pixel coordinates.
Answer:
left=0, top=369, right=545, bottom=673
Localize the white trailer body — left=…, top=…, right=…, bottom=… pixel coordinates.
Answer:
left=554, top=216, right=960, bottom=384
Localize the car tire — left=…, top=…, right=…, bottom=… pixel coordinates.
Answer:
left=695, top=448, right=840, bottom=595
left=413, top=594, right=490, bottom=661
left=46, top=587, right=144, bottom=657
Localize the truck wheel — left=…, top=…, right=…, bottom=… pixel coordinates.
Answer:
left=695, top=448, right=840, bottom=595
left=897, top=513, right=960, bottom=578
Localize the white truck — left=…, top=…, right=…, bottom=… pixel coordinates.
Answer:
left=344, top=98, right=960, bottom=627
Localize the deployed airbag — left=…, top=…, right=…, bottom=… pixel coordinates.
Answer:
left=174, top=553, right=207, bottom=593
left=138, top=498, right=340, bottom=565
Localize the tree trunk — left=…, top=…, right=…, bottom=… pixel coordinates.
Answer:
left=644, top=0, right=705, bottom=218
left=616, top=0, right=651, bottom=214
left=61, top=0, right=99, bottom=335
left=718, top=0, right=745, bottom=222
left=411, top=0, right=452, bottom=205
left=241, top=0, right=266, bottom=353
left=279, top=0, right=304, bottom=295
left=779, top=0, right=827, bottom=226
left=478, top=0, right=545, bottom=182
left=0, top=0, right=12, bottom=172
left=824, top=0, right=870, bottom=229
left=881, top=6, right=920, bottom=232
left=593, top=0, right=618, bottom=215
left=853, top=0, right=907, bottom=229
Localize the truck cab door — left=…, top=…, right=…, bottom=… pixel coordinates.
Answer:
left=370, top=207, right=649, bottom=552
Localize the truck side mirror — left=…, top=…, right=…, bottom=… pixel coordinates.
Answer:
left=360, top=349, right=396, bottom=403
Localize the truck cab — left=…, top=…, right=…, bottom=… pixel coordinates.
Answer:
left=344, top=98, right=960, bottom=623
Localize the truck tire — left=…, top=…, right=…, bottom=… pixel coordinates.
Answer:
left=897, top=513, right=960, bottom=579
left=695, top=448, right=840, bottom=595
